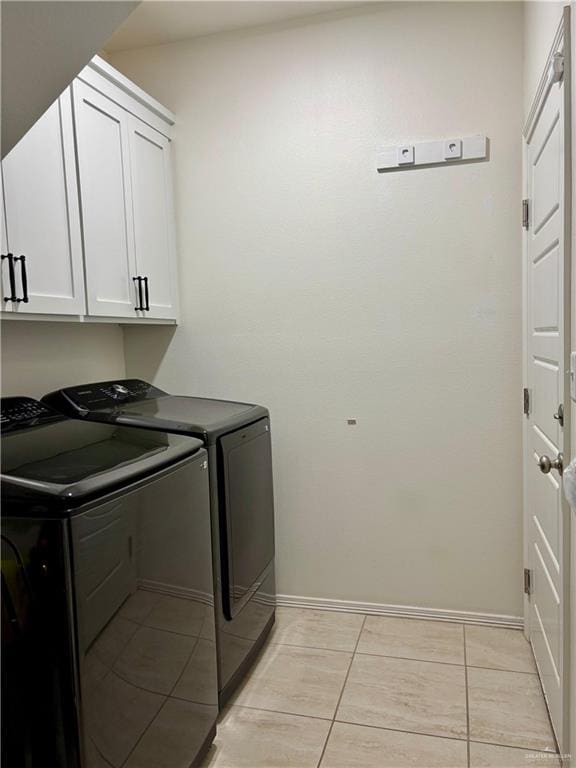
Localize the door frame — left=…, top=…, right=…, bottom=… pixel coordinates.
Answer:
left=522, top=5, right=572, bottom=756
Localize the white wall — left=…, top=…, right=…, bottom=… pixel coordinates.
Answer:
left=1, top=321, right=126, bottom=398
left=111, top=1, right=524, bottom=617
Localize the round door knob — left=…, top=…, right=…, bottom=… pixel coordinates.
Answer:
left=537, top=453, right=564, bottom=475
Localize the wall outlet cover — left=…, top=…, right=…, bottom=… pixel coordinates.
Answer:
left=397, top=145, right=415, bottom=165
left=444, top=139, right=462, bottom=160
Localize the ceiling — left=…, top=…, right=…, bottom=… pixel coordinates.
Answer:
left=104, top=0, right=369, bottom=52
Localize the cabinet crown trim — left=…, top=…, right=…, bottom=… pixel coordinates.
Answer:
left=82, top=55, right=175, bottom=128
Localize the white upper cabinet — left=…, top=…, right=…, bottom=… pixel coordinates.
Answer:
left=1, top=56, right=178, bottom=323
left=127, top=118, right=178, bottom=320
left=73, top=80, right=138, bottom=318
left=1, top=90, right=85, bottom=315
left=72, top=63, right=178, bottom=321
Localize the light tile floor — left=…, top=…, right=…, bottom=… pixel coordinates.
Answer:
left=203, top=608, right=559, bottom=768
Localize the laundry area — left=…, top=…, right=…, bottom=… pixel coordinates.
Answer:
left=0, top=2, right=575, bottom=767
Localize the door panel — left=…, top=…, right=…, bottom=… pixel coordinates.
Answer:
left=532, top=360, right=560, bottom=445
left=532, top=245, right=559, bottom=330
left=2, top=91, right=85, bottom=315
left=532, top=113, right=560, bottom=233
left=524, top=49, right=569, bottom=749
left=531, top=461, right=560, bottom=572
left=128, top=118, right=177, bottom=319
left=73, top=80, right=137, bottom=317
left=1, top=171, right=13, bottom=312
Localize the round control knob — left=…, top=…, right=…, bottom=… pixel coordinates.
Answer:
left=112, top=384, right=129, bottom=395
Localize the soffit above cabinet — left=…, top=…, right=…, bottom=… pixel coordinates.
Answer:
left=1, top=1, right=139, bottom=158
left=104, top=0, right=362, bottom=52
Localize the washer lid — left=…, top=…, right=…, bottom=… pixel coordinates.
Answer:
left=1, top=417, right=204, bottom=508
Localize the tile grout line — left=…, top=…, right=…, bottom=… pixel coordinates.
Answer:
left=234, top=703, right=333, bottom=722
left=463, top=624, right=471, bottom=768
left=315, top=614, right=367, bottom=768
left=231, top=701, right=561, bottom=755
left=269, top=640, right=537, bottom=674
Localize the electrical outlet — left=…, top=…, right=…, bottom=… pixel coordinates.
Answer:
left=571, top=352, right=576, bottom=402
left=397, top=145, right=415, bottom=165
left=443, top=139, right=462, bottom=160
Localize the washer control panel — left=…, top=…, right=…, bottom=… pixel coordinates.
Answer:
left=1, top=397, right=63, bottom=431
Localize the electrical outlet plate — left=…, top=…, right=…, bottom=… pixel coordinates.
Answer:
left=397, top=145, right=414, bottom=165
left=377, top=135, right=487, bottom=172
left=443, top=138, right=462, bottom=160
left=571, top=352, right=576, bottom=402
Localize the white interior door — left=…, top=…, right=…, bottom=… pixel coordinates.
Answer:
left=1, top=90, right=85, bottom=315
left=73, top=80, right=138, bottom=318
left=523, top=34, right=570, bottom=752
left=128, top=117, right=178, bottom=320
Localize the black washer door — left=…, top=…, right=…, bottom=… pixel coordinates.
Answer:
left=219, top=419, right=275, bottom=619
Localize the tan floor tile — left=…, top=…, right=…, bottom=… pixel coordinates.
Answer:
left=234, top=644, right=351, bottom=719
left=126, top=698, right=217, bottom=768
left=468, top=667, right=556, bottom=751
left=336, top=654, right=467, bottom=739
left=470, top=742, right=560, bottom=767
left=321, top=722, right=468, bottom=767
left=203, top=707, right=331, bottom=768
left=465, top=626, right=537, bottom=674
left=357, top=616, right=465, bottom=665
left=271, top=608, right=364, bottom=651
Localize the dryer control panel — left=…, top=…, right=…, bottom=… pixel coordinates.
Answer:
left=43, top=379, right=168, bottom=413
left=1, top=397, right=63, bottom=432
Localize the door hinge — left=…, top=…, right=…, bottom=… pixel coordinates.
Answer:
left=523, top=387, right=530, bottom=416
left=524, top=568, right=532, bottom=596
left=522, top=199, right=529, bottom=230
left=552, top=52, right=564, bottom=83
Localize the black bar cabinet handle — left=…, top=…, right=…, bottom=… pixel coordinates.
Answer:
left=133, top=276, right=144, bottom=311
left=2, top=253, right=17, bottom=302
left=15, top=255, right=28, bottom=303
left=143, top=276, right=150, bottom=311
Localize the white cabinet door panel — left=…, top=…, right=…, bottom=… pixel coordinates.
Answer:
left=128, top=119, right=178, bottom=319
left=2, top=90, right=85, bottom=315
left=73, top=81, right=138, bottom=317
left=1, top=172, right=13, bottom=312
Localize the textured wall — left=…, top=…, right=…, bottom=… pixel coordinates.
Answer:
left=1, top=322, right=126, bottom=398
left=112, top=1, right=524, bottom=617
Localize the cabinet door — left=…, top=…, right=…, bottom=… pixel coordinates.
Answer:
left=1, top=172, right=13, bottom=312
left=2, top=90, right=85, bottom=315
left=73, top=80, right=138, bottom=318
left=128, top=118, right=178, bottom=320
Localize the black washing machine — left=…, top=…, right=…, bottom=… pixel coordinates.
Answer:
left=1, top=397, right=217, bottom=767
left=43, top=380, right=276, bottom=706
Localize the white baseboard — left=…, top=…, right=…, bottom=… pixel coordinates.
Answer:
left=276, top=594, right=523, bottom=630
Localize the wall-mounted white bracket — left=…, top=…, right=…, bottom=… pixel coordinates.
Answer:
left=376, top=135, right=487, bottom=172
